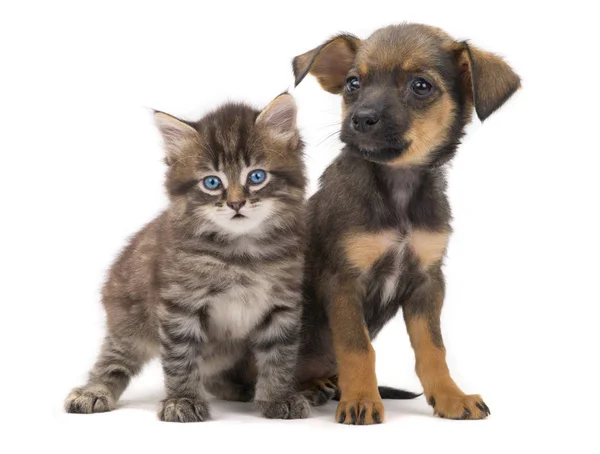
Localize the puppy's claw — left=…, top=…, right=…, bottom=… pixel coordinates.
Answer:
left=349, top=407, right=357, bottom=424
left=428, top=393, right=489, bottom=420
left=373, top=409, right=382, bottom=424
left=335, top=399, right=385, bottom=425
left=429, top=396, right=436, bottom=408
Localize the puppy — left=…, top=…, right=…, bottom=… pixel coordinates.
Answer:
left=293, top=23, right=520, bottom=424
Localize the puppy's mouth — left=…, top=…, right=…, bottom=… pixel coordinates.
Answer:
left=340, top=128, right=410, bottom=163
left=346, top=143, right=410, bottom=163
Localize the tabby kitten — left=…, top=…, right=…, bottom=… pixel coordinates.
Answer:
left=64, top=93, right=310, bottom=422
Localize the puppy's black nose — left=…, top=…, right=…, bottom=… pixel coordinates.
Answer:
left=352, top=109, right=380, bottom=132
left=227, top=200, right=246, bottom=212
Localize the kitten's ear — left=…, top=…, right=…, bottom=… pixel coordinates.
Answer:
left=153, top=111, right=199, bottom=161
left=255, top=93, right=298, bottom=143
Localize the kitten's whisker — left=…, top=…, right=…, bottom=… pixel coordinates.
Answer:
left=316, top=122, right=342, bottom=131
left=260, top=147, right=285, bottom=159
left=246, top=133, right=262, bottom=154
left=316, top=129, right=341, bottom=147
left=168, top=153, right=197, bottom=167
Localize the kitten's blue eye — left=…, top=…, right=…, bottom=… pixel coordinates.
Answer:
left=248, top=170, right=267, bottom=185
left=202, top=176, right=222, bottom=190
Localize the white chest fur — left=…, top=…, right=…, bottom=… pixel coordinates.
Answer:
left=378, top=244, right=406, bottom=304
left=207, top=277, right=273, bottom=340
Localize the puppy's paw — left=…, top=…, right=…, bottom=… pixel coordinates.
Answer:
left=301, top=378, right=338, bottom=406
left=336, top=399, right=384, bottom=425
left=428, top=393, right=490, bottom=420
left=158, top=397, right=210, bottom=423
left=64, top=385, right=115, bottom=414
left=256, top=394, right=310, bottom=419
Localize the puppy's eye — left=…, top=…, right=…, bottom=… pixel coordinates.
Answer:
left=202, top=176, right=222, bottom=190
left=248, top=169, right=267, bottom=185
left=346, top=77, right=361, bottom=92
left=411, top=78, right=433, bottom=96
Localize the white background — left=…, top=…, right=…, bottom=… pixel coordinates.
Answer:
left=1, top=1, right=598, bottom=452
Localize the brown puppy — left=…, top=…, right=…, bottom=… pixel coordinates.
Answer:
left=293, top=23, right=520, bottom=424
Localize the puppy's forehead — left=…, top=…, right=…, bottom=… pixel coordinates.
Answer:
left=356, top=24, right=455, bottom=74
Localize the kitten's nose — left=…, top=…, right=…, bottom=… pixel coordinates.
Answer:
left=227, top=200, right=246, bottom=212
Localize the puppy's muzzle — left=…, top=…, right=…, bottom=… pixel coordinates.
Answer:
left=351, top=108, right=380, bottom=133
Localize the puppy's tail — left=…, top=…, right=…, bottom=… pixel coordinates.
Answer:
left=332, top=385, right=422, bottom=401
left=378, top=386, right=422, bottom=400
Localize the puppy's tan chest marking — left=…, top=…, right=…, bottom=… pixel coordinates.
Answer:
left=408, top=230, right=449, bottom=270
left=343, top=229, right=449, bottom=272
left=343, top=230, right=399, bottom=271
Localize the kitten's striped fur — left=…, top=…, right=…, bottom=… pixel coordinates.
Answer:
left=64, top=94, right=310, bottom=421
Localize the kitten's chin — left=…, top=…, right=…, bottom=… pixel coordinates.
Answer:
left=206, top=200, right=276, bottom=237
left=215, top=216, right=269, bottom=236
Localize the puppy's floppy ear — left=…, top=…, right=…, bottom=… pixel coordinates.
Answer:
left=292, top=34, right=361, bottom=94
left=255, top=92, right=298, bottom=144
left=456, top=42, right=521, bottom=121
left=154, top=111, right=199, bottom=163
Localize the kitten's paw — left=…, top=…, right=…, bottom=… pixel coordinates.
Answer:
left=158, top=397, right=211, bottom=423
left=336, top=398, right=385, bottom=425
left=256, top=394, right=310, bottom=419
left=428, top=393, right=490, bottom=420
left=64, top=385, right=115, bottom=414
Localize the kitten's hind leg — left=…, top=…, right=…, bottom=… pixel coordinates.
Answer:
left=205, top=377, right=254, bottom=402
left=64, top=334, right=155, bottom=414
left=205, top=354, right=256, bottom=402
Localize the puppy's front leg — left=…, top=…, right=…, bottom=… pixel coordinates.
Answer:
left=403, top=270, right=490, bottom=420
left=327, top=279, right=384, bottom=425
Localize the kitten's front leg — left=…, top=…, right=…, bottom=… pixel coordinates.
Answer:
left=252, top=303, right=310, bottom=419
left=157, top=301, right=210, bottom=423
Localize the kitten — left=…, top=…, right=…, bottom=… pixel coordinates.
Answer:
left=64, top=93, right=310, bottom=421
